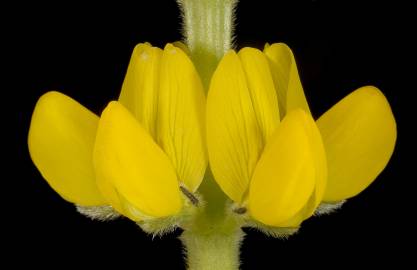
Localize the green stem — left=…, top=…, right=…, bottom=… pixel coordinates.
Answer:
left=177, top=1, right=241, bottom=269
left=178, top=0, right=237, bottom=89
left=181, top=172, right=244, bottom=270
left=181, top=226, right=244, bottom=270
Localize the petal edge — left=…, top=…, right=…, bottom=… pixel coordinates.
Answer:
left=317, top=86, right=397, bottom=201
left=28, top=91, right=105, bottom=206
left=94, top=101, right=183, bottom=218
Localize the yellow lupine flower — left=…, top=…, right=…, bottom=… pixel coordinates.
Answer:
left=264, top=43, right=397, bottom=203
left=28, top=43, right=207, bottom=220
left=207, top=43, right=396, bottom=227
left=28, top=42, right=397, bottom=227
left=28, top=91, right=105, bottom=206
left=27, top=0, right=397, bottom=267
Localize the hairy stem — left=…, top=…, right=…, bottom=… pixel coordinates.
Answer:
left=177, top=1, right=241, bottom=269
left=181, top=227, right=244, bottom=270
left=181, top=171, right=244, bottom=270
left=178, top=0, right=237, bottom=89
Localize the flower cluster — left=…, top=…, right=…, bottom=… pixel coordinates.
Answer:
left=28, top=41, right=396, bottom=230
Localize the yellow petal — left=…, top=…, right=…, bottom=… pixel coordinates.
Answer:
left=94, top=163, right=147, bottom=221
left=277, top=111, right=328, bottom=227
left=274, top=195, right=316, bottom=228
left=264, top=43, right=311, bottom=117
left=93, top=101, right=183, bottom=218
left=118, top=43, right=162, bottom=139
left=173, top=41, right=191, bottom=56
left=156, top=44, right=207, bottom=192
left=207, top=49, right=280, bottom=203
left=93, top=163, right=125, bottom=216
left=301, top=108, right=327, bottom=211
left=272, top=114, right=327, bottom=227
left=238, top=48, right=280, bottom=140
left=317, top=86, right=397, bottom=202
left=249, top=109, right=316, bottom=226
left=28, top=91, right=105, bottom=206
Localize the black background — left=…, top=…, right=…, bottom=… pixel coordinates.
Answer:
left=6, top=0, right=413, bottom=268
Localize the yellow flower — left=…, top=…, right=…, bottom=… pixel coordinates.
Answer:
left=28, top=43, right=207, bottom=220
left=27, top=0, right=397, bottom=267
left=207, top=43, right=397, bottom=227
left=28, top=41, right=396, bottom=228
